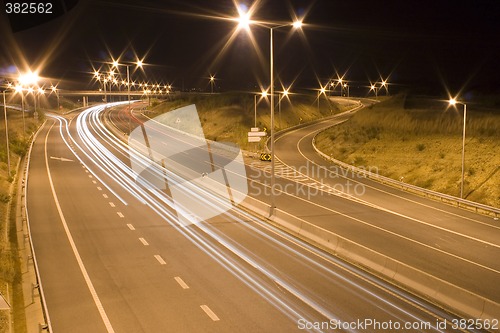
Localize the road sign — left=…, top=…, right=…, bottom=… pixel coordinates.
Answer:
left=0, top=292, right=10, bottom=310
left=248, top=137, right=261, bottom=143
left=260, top=153, right=271, bottom=162
left=251, top=127, right=260, bottom=132
left=248, top=131, right=266, bottom=137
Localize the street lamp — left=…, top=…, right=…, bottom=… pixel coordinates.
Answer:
left=381, top=80, right=389, bottom=95
left=209, top=75, right=215, bottom=94
left=111, top=59, right=144, bottom=133
left=449, top=98, right=467, bottom=199
left=370, top=84, right=378, bottom=98
left=2, top=89, right=10, bottom=175
left=254, top=90, right=268, bottom=128
left=278, top=88, right=289, bottom=129
left=235, top=9, right=303, bottom=215
left=35, top=87, right=44, bottom=118
left=343, top=83, right=350, bottom=97
left=318, top=86, right=327, bottom=111
left=14, top=84, right=26, bottom=133
left=51, top=85, right=60, bottom=110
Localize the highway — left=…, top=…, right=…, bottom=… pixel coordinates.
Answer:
left=269, top=97, right=500, bottom=302
left=25, top=101, right=491, bottom=332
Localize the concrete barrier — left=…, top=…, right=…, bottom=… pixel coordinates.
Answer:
left=237, top=194, right=500, bottom=332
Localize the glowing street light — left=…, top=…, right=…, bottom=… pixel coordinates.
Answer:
left=2, top=88, right=11, bottom=175
left=380, top=80, right=389, bottom=95
left=370, top=84, right=378, bottom=98
left=111, top=58, right=144, bottom=132
left=278, top=88, right=290, bottom=129
left=343, top=83, right=350, bottom=97
left=209, top=75, right=215, bottom=94
left=50, top=85, right=60, bottom=110
left=254, top=89, right=268, bottom=128
left=449, top=98, right=467, bottom=199
left=18, top=71, right=39, bottom=86
left=318, top=86, right=327, bottom=111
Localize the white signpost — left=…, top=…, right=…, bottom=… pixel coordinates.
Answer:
left=248, top=127, right=266, bottom=142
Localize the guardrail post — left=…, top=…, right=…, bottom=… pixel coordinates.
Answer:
left=31, top=283, right=39, bottom=304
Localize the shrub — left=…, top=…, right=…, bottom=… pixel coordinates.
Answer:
left=416, top=143, right=426, bottom=151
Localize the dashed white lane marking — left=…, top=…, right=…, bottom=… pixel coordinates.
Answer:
left=139, top=238, right=149, bottom=246
left=88, top=175, right=93, bottom=179
left=92, top=180, right=97, bottom=184
left=200, top=305, right=220, bottom=321
left=85, top=170, right=89, bottom=173
left=97, top=187, right=102, bottom=191
left=154, top=255, right=166, bottom=265
left=117, top=212, right=124, bottom=218
left=126, top=224, right=135, bottom=230
left=103, top=194, right=108, bottom=199
left=174, top=276, right=189, bottom=289
left=44, top=124, right=115, bottom=333
left=109, top=202, right=115, bottom=208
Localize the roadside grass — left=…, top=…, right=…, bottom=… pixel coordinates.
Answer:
left=146, top=92, right=353, bottom=151
left=0, top=108, right=41, bottom=332
left=315, top=94, right=500, bottom=207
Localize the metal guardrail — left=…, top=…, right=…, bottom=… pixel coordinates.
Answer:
left=23, top=121, right=53, bottom=332
left=311, top=135, right=500, bottom=217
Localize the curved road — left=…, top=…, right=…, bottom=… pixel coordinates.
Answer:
left=23, top=102, right=481, bottom=332
left=269, top=97, right=500, bottom=302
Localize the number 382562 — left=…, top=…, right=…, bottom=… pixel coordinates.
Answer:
left=5, top=2, right=53, bottom=14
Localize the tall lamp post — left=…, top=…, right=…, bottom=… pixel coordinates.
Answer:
left=14, top=85, right=26, bottom=133
left=254, top=90, right=267, bottom=128
left=278, top=88, right=289, bottom=129
left=381, top=80, right=388, bottom=95
left=449, top=98, right=467, bottom=199
left=210, top=75, right=215, bottom=94
left=235, top=10, right=303, bottom=215
left=2, top=90, right=10, bottom=175
left=318, top=86, right=326, bottom=111
left=112, top=59, right=143, bottom=133
left=51, top=85, right=59, bottom=110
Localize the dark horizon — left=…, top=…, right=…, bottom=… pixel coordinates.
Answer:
left=1, top=0, right=500, bottom=98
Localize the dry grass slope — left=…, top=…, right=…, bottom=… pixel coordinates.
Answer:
left=316, top=95, right=500, bottom=208
left=147, top=92, right=349, bottom=151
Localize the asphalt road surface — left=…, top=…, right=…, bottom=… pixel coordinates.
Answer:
left=25, top=101, right=492, bottom=332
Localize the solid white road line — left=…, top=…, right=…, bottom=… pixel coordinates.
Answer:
left=139, top=238, right=149, bottom=246
left=200, top=305, right=220, bottom=321
left=174, top=276, right=189, bottom=289
left=44, top=124, right=116, bottom=333
left=154, top=255, right=166, bottom=265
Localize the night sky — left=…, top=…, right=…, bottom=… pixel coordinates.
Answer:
left=1, top=0, right=500, bottom=96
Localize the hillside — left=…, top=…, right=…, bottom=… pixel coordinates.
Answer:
left=315, top=95, right=500, bottom=207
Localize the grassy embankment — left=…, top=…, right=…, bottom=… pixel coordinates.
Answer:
left=315, top=95, right=500, bottom=207
left=146, top=92, right=357, bottom=151
left=0, top=106, right=42, bottom=332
